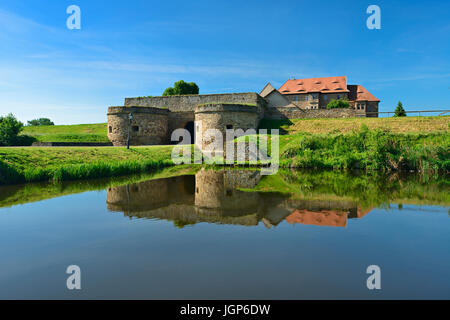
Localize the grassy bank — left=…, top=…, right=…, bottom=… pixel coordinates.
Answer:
left=259, top=116, right=449, bottom=134
left=1, top=118, right=449, bottom=185
left=0, top=145, right=174, bottom=184
left=21, top=123, right=108, bottom=143
left=275, top=128, right=449, bottom=171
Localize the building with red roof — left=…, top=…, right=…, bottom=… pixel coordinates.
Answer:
left=261, top=76, right=380, bottom=117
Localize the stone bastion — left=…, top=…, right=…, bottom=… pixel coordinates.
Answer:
left=107, top=106, right=169, bottom=146
left=194, top=103, right=260, bottom=157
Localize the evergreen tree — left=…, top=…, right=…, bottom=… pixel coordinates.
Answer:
left=394, top=101, right=406, bottom=117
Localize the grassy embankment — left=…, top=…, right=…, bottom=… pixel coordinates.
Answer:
left=1, top=116, right=449, bottom=185
left=21, top=123, right=109, bottom=143
left=0, top=146, right=174, bottom=185
left=258, top=116, right=449, bottom=172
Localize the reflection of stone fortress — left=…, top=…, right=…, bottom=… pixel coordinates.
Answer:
left=107, top=76, right=380, bottom=147
left=106, top=168, right=372, bottom=228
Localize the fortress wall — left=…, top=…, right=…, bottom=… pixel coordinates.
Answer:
left=168, top=111, right=195, bottom=139
left=264, top=106, right=358, bottom=119
left=124, top=92, right=266, bottom=115
left=107, top=106, right=169, bottom=146
left=194, top=104, right=260, bottom=155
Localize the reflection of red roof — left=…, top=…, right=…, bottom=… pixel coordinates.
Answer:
left=279, top=76, right=350, bottom=94
left=357, top=207, right=373, bottom=218
left=286, top=209, right=347, bottom=227
left=348, top=85, right=380, bottom=102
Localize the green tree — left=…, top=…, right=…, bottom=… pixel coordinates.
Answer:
left=0, top=113, right=24, bottom=146
left=394, top=101, right=406, bottom=117
left=27, top=118, right=55, bottom=126
left=326, top=99, right=350, bottom=109
left=162, top=80, right=199, bottom=96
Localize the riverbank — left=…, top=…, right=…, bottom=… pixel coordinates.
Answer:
left=0, top=145, right=174, bottom=184
left=19, top=116, right=449, bottom=144
left=1, top=127, right=449, bottom=185
left=276, top=127, right=449, bottom=171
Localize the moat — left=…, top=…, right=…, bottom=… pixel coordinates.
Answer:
left=0, top=168, right=449, bottom=299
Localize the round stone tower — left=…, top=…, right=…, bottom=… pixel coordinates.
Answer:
left=107, top=106, right=169, bottom=146
left=194, top=103, right=259, bottom=157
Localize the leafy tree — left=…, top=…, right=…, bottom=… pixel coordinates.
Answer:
left=326, top=99, right=350, bottom=109
left=0, top=113, right=24, bottom=146
left=162, top=80, right=199, bottom=96
left=394, top=101, right=406, bottom=117
left=27, top=118, right=55, bottom=126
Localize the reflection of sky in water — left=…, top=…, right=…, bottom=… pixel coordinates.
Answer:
left=0, top=169, right=448, bottom=299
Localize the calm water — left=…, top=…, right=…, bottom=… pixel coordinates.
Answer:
left=0, top=168, right=449, bottom=299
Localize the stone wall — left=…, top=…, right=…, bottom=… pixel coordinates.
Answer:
left=194, top=104, right=260, bottom=156
left=124, top=92, right=267, bottom=114
left=264, top=106, right=358, bottom=119
left=107, top=106, right=169, bottom=146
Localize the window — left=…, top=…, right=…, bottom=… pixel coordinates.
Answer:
left=295, top=96, right=298, bottom=101
left=305, top=95, right=309, bottom=101
left=323, top=95, right=328, bottom=100
left=132, top=126, right=139, bottom=132
left=312, top=93, right=318, bottom=99
left=226, top=125, right=233, bottom=130
left=109, top=126, right=112, bottom=133
left=337, top=95, right=341, bottom=100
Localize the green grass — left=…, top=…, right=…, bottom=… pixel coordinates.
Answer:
left=2, top=117, right=449, bottom=185
left=276, top=127, right=449, bottom=171
left=0, top=145, right=175, bottom=184
left=259, top=116, right=449, bottom=135
left=21, top=123, right=109, bottom=143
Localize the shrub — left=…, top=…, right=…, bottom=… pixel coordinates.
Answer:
left=326, top=99, right=350, bottom=109
left=0, top=113, right=24, bottom=146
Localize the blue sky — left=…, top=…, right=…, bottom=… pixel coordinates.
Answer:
left=0, top=0, right=449, bottom=124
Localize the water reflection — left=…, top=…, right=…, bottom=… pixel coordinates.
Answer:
left=106, top=168, right=378, bottom=228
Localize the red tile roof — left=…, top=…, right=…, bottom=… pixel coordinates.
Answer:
left=348, top=84, right=380, bottom=102
left=279, top=76, right=350, bottom=94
